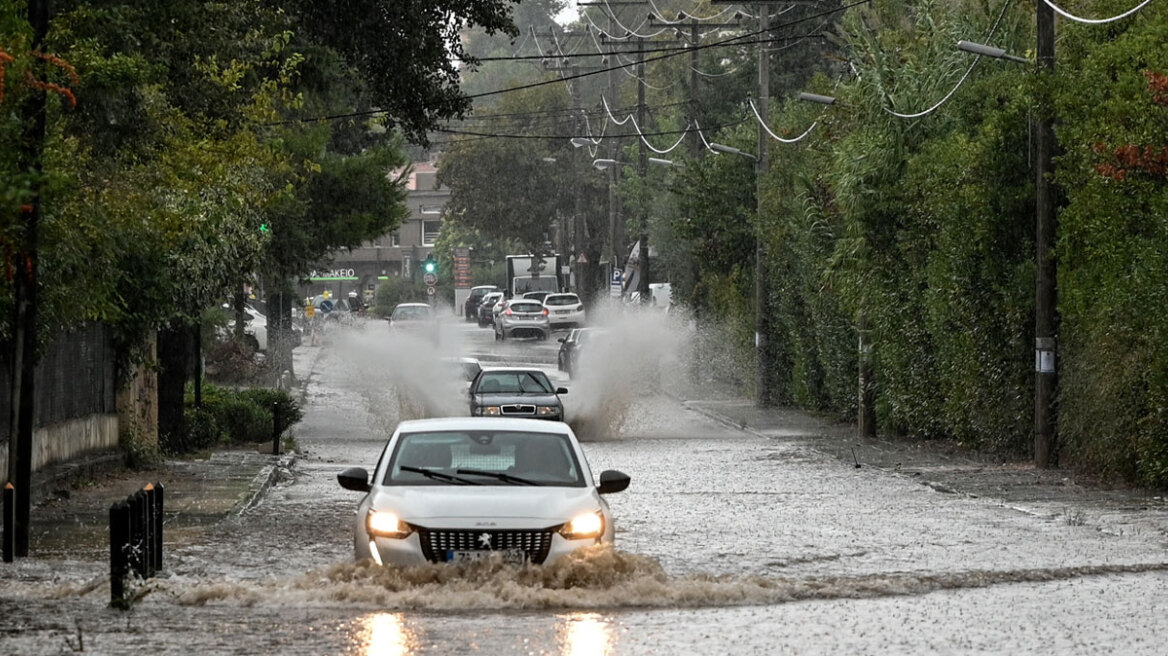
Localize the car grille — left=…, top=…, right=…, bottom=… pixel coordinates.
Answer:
left=415, top=528, right=554, bottom=564
left=501, top=404, right=537, bottom=415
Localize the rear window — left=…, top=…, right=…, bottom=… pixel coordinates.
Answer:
left=545, top=295, right=579, bottom=306
left=392, top=306, right=432, bottom=320
left=509, top=302, right=543, bottom=313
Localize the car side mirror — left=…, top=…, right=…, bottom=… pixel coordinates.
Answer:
left=597, top=469, right=630, bottom=494
left=556, top=387, right=568, bottom=395
left=337, top=467, right=371, bottom=492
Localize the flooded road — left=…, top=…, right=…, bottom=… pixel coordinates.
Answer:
left=3, top=314, right=1168, bottom=654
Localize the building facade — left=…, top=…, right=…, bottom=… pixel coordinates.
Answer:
left=300, top=162, right=449, bottom=303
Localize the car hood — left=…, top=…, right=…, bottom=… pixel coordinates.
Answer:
left=474, top=393, right=560, bottom=405
left=371, top=485, right=600, bottom=528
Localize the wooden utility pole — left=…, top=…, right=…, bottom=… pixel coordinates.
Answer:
left=636, top=37, right=651, bottom=303
left=754, top=4, right=773, bottom=407
left=1034, top=1, right=1058, bottom=467
left=8, top=0, right=49, bottom=558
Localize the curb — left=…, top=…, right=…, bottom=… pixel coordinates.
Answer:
left=235, top=454, right=296, bottom=515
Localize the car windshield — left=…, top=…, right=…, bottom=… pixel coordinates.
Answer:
left=508, top=302, right=543, bottom=313
left=392, top=306, right=432, bottom=320
left=474, top=370, right=554, bottom=394
left=384, top=430, right=584, bottom=486
left=544, top=295, right=578, bottom=306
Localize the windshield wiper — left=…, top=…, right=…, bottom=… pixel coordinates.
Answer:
left=399, top=465, right=482, bottom=485
left=456, top=468, right=540, bottom=486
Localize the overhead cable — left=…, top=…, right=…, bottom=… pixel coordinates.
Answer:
left=1041, top=0, right=1156, bottom=24
left=748, top=98, right=818, bottom=143
left=645, top=0, right=738, bottom=24
left=881, top=0, right=1011, bottom=119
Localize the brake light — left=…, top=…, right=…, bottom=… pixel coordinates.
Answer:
left=505, top=308, right=512, bottom=316
left=542, top=308, right=549, bottom=316
left=576, top=305, right=584, bottom=311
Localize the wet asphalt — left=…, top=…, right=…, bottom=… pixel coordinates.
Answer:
left=2, top=314, right=1168, bottom=654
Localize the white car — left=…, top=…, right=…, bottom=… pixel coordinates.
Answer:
left=542, top=293, right=585, bottom=329
left=337, top=417, right=631, bottom=567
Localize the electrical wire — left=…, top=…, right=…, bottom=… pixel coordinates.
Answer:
left=1042, top=0, right=1156, bottom=24
left=880, top=0, right=1012, bottom=119
left=645, top=0, right=738, bottom=24
left=433, top=120, right=747, bottom=142
left=748, top=98, right=818, bottom=143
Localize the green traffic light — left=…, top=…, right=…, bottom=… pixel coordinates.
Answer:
left=424, top=260, right=436, bottom=273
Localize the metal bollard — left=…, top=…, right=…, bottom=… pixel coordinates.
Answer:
left=272, top=399, right=282, bottom=455
left=110, top=501, right=130, bottom=608
left=152, top=482, right=164, bottom=573
left=3, top=482, right=13, bottom=563
left=142, top=485, right=155, bottom=578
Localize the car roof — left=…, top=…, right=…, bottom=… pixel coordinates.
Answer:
left=478, top=366, right=552, bottom=375
left=471, top=285, right=498, bottom=291
left=545, top=293, right=578, bottom=298
left=506, top=298, right=542, bottom=304
left=394, top=417, right=573, bottom=436
left=393, top=303, right=432, bottom=308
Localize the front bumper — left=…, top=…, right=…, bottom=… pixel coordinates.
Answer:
left=361, top=529, right=602, bottom=567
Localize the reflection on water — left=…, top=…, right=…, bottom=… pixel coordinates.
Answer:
left=361, top=612, right=417, bottom=656
left=560, top=612, right=614, bottom=656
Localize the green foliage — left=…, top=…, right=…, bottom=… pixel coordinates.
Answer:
left=174, top=382, right=302, bottom=453
left=1052, top=6, right=1168, bottom=485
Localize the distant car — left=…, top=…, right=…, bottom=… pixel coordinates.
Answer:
left=336, top=417, right=630, bottom=567
left=477, top=292, right=505, bottom=327
left=464, top=285, right=499, bottom=323
left=556, top=327, right=609, bottom=377
left=469, top=367, right=567, bottom=421
left=441, top=356, right=482, bottom=392
left=522, top=290, right=552, bottom=304
left=388, top=303, right=437, bottom=339
left=542, top=293, right=585, bottom=329
left=494, top=299, right=550, bottom=341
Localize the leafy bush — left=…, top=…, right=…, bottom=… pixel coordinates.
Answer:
left=176, top=407, right=222, bottom=453
left=238, top=387, right=304, bottom=437
left=215, top=396, right=272, bottom=444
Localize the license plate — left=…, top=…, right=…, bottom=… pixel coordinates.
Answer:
left=556, top=310, right=572, bottom=315
left=446, top=549, right=526, bottom=565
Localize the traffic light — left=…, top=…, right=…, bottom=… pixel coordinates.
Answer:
left=423, top=257, right=437, bottom=274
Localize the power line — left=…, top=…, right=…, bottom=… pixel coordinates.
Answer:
left=433, top=119, right=748, bottom=141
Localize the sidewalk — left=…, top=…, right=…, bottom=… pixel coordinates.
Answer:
left=685, top=398, right=1168, bottom=520
left=12, top=346, right=322, bottom=563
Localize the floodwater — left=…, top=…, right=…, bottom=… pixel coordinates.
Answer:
left=3, top=308, right=1168, bottom=654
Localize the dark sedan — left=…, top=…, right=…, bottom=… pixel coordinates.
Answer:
left=469, top=367, right=567, bottom=421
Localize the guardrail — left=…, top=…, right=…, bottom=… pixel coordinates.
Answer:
left=109, top=482, right=163, bottom=609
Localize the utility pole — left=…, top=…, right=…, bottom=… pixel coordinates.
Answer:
left=1034, top=2, right=1058, bottom=467
left=636, top=36, right=651, bottom=303
left=8, top=0, right=49, bottom=558
left=754, top=4, right=773, bottom=407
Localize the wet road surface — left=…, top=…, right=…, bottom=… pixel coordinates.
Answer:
left=3, top=314, right=1168, bottom=654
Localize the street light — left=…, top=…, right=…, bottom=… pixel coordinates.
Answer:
left=957, top=40, right=1030, bottom=64
left=709, top=142, right=756, bottom=160
left=570, top=138, right=592, bottom=148
left=648, top=157, right=683, bottom=168
left=798, top=92, right=837, bottom=105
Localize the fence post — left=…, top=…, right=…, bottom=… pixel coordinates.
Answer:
left=142, top=484, right=155, bottom=578
left=152, top=482, right=164, bottom=573
left=3, top=482, right=14, bottom=563
left=110, top=501, right=130, bottom=608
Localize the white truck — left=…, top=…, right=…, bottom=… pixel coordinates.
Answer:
left=505, top=254, right=563, bottom=298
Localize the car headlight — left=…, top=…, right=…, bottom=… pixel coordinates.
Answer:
left=366, top=510, right=412, bottom=539
left=559, top=512, right=604, bottom=540
left=536, top=406, right=559, bottom=417
left=481, top=406, right=502, bottom=416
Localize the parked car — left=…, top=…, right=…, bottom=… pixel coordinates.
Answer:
left=542, top=293, right=585, bottom=329
left=388, top=303, right=437, bottom=340
left=336, top=417, right=630, bottom=566
left=477, top=292, right=505, bottom=327
left=464, top=285, right=499, bottom=323
left=522, top=290, right=553, bottom=304
left=469, top=367, right=567, bottom=421
left=556, top=327, right=609, bottom=377
left=494, top=298, right=551, bottom=341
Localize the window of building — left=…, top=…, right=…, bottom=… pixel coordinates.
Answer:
left=390, top=231, right=400, bottom=247
left=422, top=220, right=441, bottom=246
